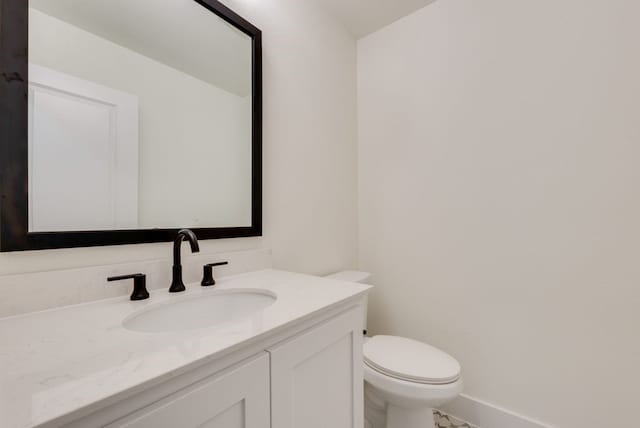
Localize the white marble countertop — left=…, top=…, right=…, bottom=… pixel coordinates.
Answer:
left=0, top=269, right=370, bottom=428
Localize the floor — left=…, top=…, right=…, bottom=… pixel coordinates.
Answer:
left=434, top=410, right=477, bottom=428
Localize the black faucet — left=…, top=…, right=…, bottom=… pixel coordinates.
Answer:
left=169, top=229, right=200, bottom=293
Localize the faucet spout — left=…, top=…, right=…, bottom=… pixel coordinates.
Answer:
left=169, top=229, right=200, bottom=293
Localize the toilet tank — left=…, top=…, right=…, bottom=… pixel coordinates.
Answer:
left=324, top=270, right=371, bottom=284
left=324, top=271, right=371, bottom=334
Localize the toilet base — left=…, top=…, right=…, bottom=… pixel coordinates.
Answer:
left=386, top=405, right=435, bottom=428
left=365, top=385, right=437, bottom=428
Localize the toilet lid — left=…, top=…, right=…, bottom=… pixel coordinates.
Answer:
left=363, top=336, right=461, bottom=385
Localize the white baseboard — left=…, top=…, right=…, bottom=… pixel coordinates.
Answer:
left=440, top=394, right=555, bottom=428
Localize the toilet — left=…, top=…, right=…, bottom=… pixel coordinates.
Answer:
left=325, top=271, right=463, bottom=428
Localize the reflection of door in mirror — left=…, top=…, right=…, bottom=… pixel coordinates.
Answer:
left=28, top=64, right=139, bottom=232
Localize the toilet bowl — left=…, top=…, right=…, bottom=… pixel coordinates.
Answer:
left=325, top=271, right=463, bottom=428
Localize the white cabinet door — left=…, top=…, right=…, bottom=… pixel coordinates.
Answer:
left=269, top=307, right=365, bottom=428
left=107, top=353, right=270, bottom=428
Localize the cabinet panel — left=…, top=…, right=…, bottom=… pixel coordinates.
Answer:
left=269, top=307, right=364, bottom=428
left=107, top=353, right=270, bottom=428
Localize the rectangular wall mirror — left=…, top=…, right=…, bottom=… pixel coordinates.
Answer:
left=0, top=0, right=262, bottom=251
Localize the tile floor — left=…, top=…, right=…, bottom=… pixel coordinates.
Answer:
left=434, top=410, right=478, bottom=428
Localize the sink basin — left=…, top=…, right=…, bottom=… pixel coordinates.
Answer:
left=123, top=289, right=277, bottom=333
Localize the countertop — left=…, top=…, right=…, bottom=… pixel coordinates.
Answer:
left=0, top=269, right=370, bottom=428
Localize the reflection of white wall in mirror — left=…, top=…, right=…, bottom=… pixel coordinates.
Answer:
left=29, top=8, right=252, bottom=229
left=28, top=64, right=139, bottom=232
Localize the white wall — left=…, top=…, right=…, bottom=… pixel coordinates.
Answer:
left=0, top=0, right=357, bottom=277
left=358, top=1, right=640, bottom=427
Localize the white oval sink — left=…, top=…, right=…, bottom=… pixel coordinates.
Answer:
left=123, top=289, right=277, bottom=333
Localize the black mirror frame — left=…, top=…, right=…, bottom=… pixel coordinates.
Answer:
left=0, top=0, right=262, bottom=252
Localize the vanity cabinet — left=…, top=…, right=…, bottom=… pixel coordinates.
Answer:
left=65, top=306, right=365, bottom=428
left=106, top=354, right=270, bottom=428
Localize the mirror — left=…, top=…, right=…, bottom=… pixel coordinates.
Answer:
left=0, top=0, right=262, bottom=251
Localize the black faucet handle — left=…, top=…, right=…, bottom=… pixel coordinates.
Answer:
left=108, top=273, right=150, bottom=301
left=201, top=262, right=229, bottom=287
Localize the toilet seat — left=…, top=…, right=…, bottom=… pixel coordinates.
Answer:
left=364, top=335, right=461, bottom=385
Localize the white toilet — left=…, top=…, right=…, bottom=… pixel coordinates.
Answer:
left=325, top=271, right=463, bottom=428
